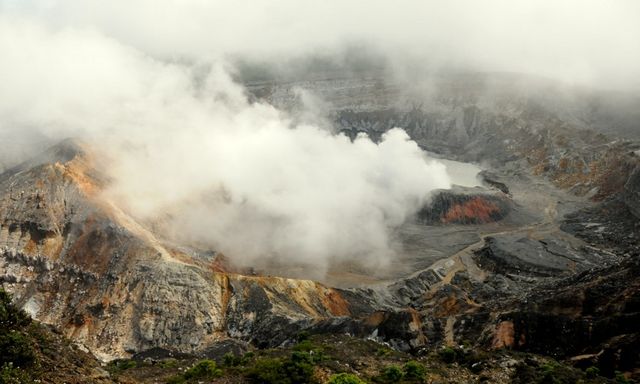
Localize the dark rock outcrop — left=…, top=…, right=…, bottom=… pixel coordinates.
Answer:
left=418, top=188, right=511, bottom=225
left=473, top=235, right=588, bottom=277
left=492, top=254, right=640, bottom=376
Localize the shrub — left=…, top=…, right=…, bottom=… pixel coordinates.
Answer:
left=297, top=331, right=311, bottom=342
left=159, top=359, right=178, bottom=369
left=403, top=361, right=426, bottom=381
left=247, top=358, right=288, bottom=384
left=293, top=339, right=320, bottom=352
left=511, top=360, right=586, bottom=384
left=328, top=373, right=367, bottom=384
left=615, top=371, right=630, bottom=384
left=0, top=290, right=36, bottom=371
left=283, top=352, right=316, bottom=383
left=585, top=366, right=600, bottom=379
left=107, top=359, right=138, bottom=376
left=381, top=365, right=404, bottom=383
left=166, top=359, right=222, bottom=383
left=0, top=290, right=31, bottom=330
left=246, top=352, right=318, bottom=384
left=223, top=352, right=245, bottom=367
left=116, top=360, right=137, bottom=370
left=223, top=351, right=257, bottom=368
left=293, top=340, right=312, bottom=351
left=183, top=360, right=222, bottom=380
left=0, top=362, right=32, bottom=384
left=0, top=331, right=36, bottom=368
left=165, top=375, right=185, bottom=384
left=437, top=347, right=456, bottom=364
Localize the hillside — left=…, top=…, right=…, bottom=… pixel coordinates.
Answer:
left=1, top=73, right=639, bottom=382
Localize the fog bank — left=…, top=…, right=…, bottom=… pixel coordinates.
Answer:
left=0, top=17, right=454, bottom=275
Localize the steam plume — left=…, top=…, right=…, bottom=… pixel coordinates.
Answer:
left=0, top=17, right=451, bottom=276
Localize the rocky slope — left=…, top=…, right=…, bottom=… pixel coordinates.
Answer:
left=2, top=294, right=617, bottom=384
left=0, top=288, right=114, bottom=383
left=0, top=140, right=354, bottom=360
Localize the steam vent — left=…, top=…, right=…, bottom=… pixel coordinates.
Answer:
left=1, top=2, right=639, bottom=383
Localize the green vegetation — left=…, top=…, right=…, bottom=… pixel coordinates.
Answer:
left=297, top=330, right=311, bottom=342
left=0, top=331, right=35, bottom=369
left=109, top=359, right=137, bottom=372
left=166, top=359, right=222, bottom=384
left=246, top=358, right=287, bottom=384
left=433, top=345, right=489, bottom=373
left=219, top=342, right=323, bottom=384
left=293, top=339, right=319, bottom=352
left=286, top=351, right=319, bottom=383
left=0, top=289, right=36, bottom=384
left=159, top=358, right=178, bottom=369
left=615, top=371, right=631, bottom=384
left=0, top=301, right=628, bottom=384
left=94, top=335, right=635, bottom=384
left=246, top=351, right=318, bottom=384
left=380, top=365, right=404, bottom=383
left=0, top=290, right=34, bottom=369
left=437, top=347, right=457, bottom=364
left=511, top=359, right=613, bottom=384
left=223, top=351, right=253, bottom=367
left=0, top=363, right=31, bottom=384
left=0, top=290, right=31, bottom=330
left=585, top=366, right=600, bottom=379
left=184, top=360, right=222, bottom=380
left=163, top=340, right=325, bottom=384
left=402, top=361, right=427, bottom=381
left=328, top=372, right=367, bottom=384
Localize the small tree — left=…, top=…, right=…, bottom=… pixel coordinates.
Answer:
left=437, top=347, right=456, bottom=364
left=0, top=289, right=36, bottom=370
left=183, top=359, right=222, bottom=380
left=403, top=361, right=426, bottom=381
left=585, top=366, right=600, bottom=379
left=0, top=290, right=31, bottom=330
left=381, top=365, right=404, bottom=383
left=247, top=358, right=288, bottom=384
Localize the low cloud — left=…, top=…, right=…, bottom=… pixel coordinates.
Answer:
left=0, top=17, right=452, bottom=277
left=4, top=0, right=639, bottom=90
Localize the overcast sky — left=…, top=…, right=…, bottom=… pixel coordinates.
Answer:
left=2, top=0, right=640, bottom=90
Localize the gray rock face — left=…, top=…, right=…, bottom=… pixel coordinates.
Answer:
left=473, top=235, right=599, bottom=277
left=623, top=165, right=640, bottom=219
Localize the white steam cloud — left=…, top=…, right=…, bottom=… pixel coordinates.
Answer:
left=2, top=1, right=638, bottom=277
left=0, top=16, right=451, bottom=276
